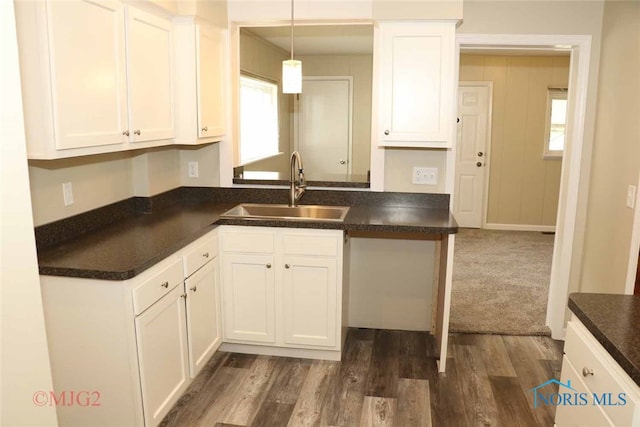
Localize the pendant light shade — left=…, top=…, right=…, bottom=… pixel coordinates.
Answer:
left=282, top=59, right=302, bottom=93
left=282, top=0, right=301, bottom=94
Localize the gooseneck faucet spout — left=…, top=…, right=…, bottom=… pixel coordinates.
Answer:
left=289, top=151, right=306, bottom=207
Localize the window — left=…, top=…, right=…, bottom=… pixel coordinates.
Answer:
left=240, top=75, right=279, bottom=165
left=544, top=89, right=568, bottom=159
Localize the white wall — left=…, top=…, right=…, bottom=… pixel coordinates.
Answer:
left=1, top=1, right=58, bottom=424
left=580, top=0, right=640, bottom=294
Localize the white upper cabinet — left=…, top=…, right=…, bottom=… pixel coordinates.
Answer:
left=174, top=18, right=225, bottom=145
left=126, top=7, right=175, bottom=143
left=377, top=21, right=456, bottom=148
left=15, top=0, right=175, bottom=159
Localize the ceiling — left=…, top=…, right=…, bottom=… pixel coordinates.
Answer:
left=244, top=25, right=374, bottom=55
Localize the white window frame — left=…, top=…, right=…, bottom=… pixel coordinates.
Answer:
left=239, top=74, right=280, bottom=165
left=543, top=88, right=568, bottom=159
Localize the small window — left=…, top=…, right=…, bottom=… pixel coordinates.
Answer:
left=544, top=89, right=568, bottom=159
left=240, top=75, right=279, bottom=165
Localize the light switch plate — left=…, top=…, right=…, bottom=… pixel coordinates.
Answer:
left=627, top=185, right=637, bottom=209
left=412, top=167, right=438, bottom=185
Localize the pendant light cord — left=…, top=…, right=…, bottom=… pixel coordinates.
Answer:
left=290, top=0, right=294, bottom=60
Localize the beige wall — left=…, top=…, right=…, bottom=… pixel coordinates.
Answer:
left=580, top=0, right=640, bottom=294
left=459, top=54, right=569, bottom=227
left=1, top=1, right=58, bottom=424
left=29, top=153, right=135, bottom=226
left=239, top=29, right=292, bottom=175
left=297, top=54, right=373, bottom=176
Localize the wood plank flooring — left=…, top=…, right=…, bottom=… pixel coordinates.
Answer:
left=160, top=329, right=563, bottom=427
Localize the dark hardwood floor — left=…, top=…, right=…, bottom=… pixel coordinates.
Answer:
left=160, top=329, right=564, bottom=426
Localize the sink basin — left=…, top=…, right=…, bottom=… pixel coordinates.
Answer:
left=220, top=203, right=350, bottom=222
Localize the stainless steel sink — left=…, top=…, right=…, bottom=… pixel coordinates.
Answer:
left=220, top=203, right=350, bottom=222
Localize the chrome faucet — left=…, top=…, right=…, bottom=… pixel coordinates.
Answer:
left=289, top=151, right=306, bottom=207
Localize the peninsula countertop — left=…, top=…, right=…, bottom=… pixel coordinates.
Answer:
left=568, top=293, right=640, bottom=386
left=36, top=187, right=458, bottom=281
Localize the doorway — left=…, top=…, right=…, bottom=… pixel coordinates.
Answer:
left=450, top=35, right=593, bottom=339
left=294, top=76, right=353, bottom=175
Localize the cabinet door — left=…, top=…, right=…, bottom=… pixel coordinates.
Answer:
left=126, top=7, right=174, bottom=142
left=282, top=256, right=338, bottom=348
left=196, top=25, right=225, bottom=139
left=221, top=254, right=276, bottom=343
left=185, top=261, right=221, bottom=378
left=47, top=0, right=128, bottom=150
left=378, top=22, right=455, bottom=147
left=135, top=285, right=189, bottom=427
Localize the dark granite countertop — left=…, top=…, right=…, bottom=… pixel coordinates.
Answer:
left=36, top=187, right=457, bottom=281
left=234, top=171, right=370, bottom=188
left=568, top=293, right=640, bottom=386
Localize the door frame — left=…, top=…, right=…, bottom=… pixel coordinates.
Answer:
left=455, top=81, right=493, bottom=228
left=625, top=172, right=640, bottom=294
left=293, top=75, right=354, bottom=174
left=453, top=34, right=593, bottom=340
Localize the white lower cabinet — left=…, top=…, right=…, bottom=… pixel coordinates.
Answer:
left=135, top=285, right=190, bottom=426
left=40, top=229, right=220, bottom=427
left=219, top=226, right=347, bottom=359
left=555, top=316, right=640, bottom=426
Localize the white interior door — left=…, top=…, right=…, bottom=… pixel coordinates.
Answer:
left=295, top=77, right=352, bottom=175
left=454, top=84, right=491, bottom=228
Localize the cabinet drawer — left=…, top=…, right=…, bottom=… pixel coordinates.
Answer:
left=132, top=258, right=183, bottom=315
left=565, top=320, right=640, bottom=426
left=220, top=228, right=274, bottom=253
left=283, top=232, right=341, bottom=257
left=555, top=355, right=614, bottom=427
left=184, top=234, right=218, bottom=277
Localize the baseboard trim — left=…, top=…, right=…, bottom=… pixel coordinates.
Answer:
left=484, top=223, right=556, bottom=233
left=219, top=342, right=342, bottom=361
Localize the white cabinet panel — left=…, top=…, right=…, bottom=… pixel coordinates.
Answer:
left=197, top=25, right=225, bottom=139
left=283, top=256, right=337, bottom=347
left=135, top=285, right=189, bottom=427
left=47, top=0, right=128, bottom=150
left=222, top=253, right=276, bottom=343
left=185, top=261, right=221, bottom=378
left=126, top=7, right=174, bottom=142
left=378, top=22, right=455, bottom=147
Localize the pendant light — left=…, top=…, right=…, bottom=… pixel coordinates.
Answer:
left=282, top=0, right=301, bottom=93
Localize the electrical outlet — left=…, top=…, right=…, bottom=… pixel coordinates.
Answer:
left=188, top=161, right=199, bottom=178
left=412, top=167, right=438, bottom=185
left=627, top=185, right=637, bottom=209
left=62, top=182, right=74, bottom=206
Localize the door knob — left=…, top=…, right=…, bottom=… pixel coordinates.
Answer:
left=478, top=152, right=484, bottom=157
left=476, top=162, right=483, bottom=167
left=339, top=160, right=346, bottom=165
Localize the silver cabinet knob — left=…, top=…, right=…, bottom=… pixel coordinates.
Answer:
left=384, top=130, right=390, bottom=135
left=339, top=160, right=346, bottom=165
left=285, top=264, right=290, bottom=269
left=266, top=263, right=272, bottom=269
left=133, top=129, right=141, bottom=135
left=190, top=286, right=197, bottom=292
left=203, top=252, right=209, bottom=259
left=478, top=152, right=484, bottom=157
left=476, top=162, right=483, bottom=167
left=582, top=367, right=594, bottom=377
left=122, top=130, right=130, bottom=136
left=161, top=281, right=169, bottom=288
left=201, top=126, right=208, bottom=132
left=180, top=293, right=187, bottom=299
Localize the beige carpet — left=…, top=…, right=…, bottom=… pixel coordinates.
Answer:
left=449, top=228, right=555, bottom=335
